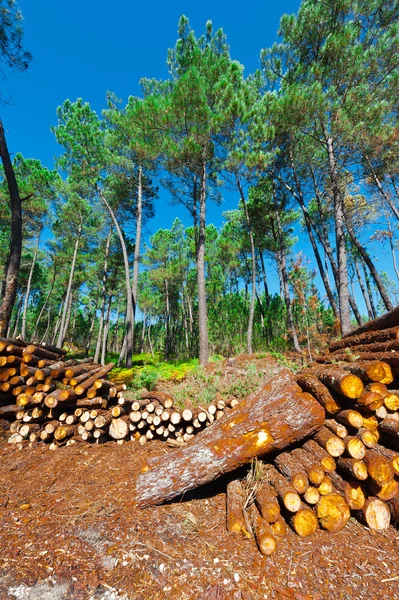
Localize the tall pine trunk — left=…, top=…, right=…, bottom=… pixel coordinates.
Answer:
left=57, top=221, right=82, bottom=348
left=97, top=187, right=134, bottom=368
left=197, top=161, right=209, bottom=365
left=0, top=120, right=23, bottom=336
left=345, top=216, right=393, bottom=312
left=273, top=186, right=301, bottom=353
left=132, top=165, right=143, bottom=317
left=237, top=176, right=256, bottom=355
left=354, top=259, right=374, bottom=321
left=94, top=229, right=111, bottom=363
left=325, top=134, right=351, bottom=334
left=21, top=232, right=40, bottom=339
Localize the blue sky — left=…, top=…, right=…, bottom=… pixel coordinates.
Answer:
left=2, top=0, right=397, bottom=311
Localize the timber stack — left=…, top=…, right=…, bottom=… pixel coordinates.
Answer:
left=1, top=305, right=399, bottom=555
left=135, top=305, right=399, bottom=555
left=0, top=337, right=240, bottom=448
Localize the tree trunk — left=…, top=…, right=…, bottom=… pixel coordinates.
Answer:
left=85, top=301, right=98, bottom=357
left=237, top=176, right=256, bottom=354
left=285, top=151, right=339, bottom=319
left=325, top=135, right=351, bottom=334
left=12, top=293, right=23, bottom=338
left=273, top=186, right=301, bottom=353
left=97, top=187, right=134, bottom=368
left=57, top=220, right=82, bottom=348
left=197, top=161, right=209, bottom=365
left=310, top=184, right=362, bottom=325
left=101, top=292, right=113, bottom=365
left=32, top=261, right=56, bottom=340
left=354, top=259, right=374, bottom=321
left=345, top=217, right=393, bottom=312
left=21, top=233, right=41, bottom=340
left=94, top=229, right=111, bottom=363
left=136, top=369, right=325, bottom=507
left=61, top=288, right=73, bottom=344
left=365, top=156, right=399, bottom=221
left=132, top=164, right=143, bottom=316
left=51, top=300, right=64, bottom=345
left=0, top=120, right=23, bottom=336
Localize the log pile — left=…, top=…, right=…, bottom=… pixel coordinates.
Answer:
left=135, top=306, right=399, bottom=555
left=2, top=305, right=399, bottom=556
left=0, top=337, right=239, bottom=449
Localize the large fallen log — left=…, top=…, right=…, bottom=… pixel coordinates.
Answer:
left=135, top=369, right=325, bottom=508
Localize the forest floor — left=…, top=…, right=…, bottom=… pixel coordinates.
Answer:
left=1, top=355, right=399, bottom=600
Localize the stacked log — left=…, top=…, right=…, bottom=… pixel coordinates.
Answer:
left=135, top=307, right=399, bottom=556
left=3, top=303, right=399, bottom=558
left=0, top=337, right=240, bottom=448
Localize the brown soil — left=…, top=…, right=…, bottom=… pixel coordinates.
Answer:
left=0, top=438, right=398, bottom=600
left=0, top=355, right=398, bottom=599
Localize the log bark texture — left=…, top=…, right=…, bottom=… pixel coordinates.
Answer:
left=136, top=370, right=325, bottom=507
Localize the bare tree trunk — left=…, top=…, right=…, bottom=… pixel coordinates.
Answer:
left=32, top=261, right=56, bottom=340
left=164, top=278, right=171, bottom=357
left=61, top=289, right=73, bottom=344
left=21, top=233, right=40, bottom=339
left=140, top=311, right=146, bottom=353
left=272, top=187, right=301, bottom=353
left=51, top=300, right=64, bottom=345
left=94, top=230, right=111, bottom=363
left=85, top=300, right=98, bottom=356
left=237, top=175, right=256, bottom=355
left=365, top=156, right=399, bottom=221
left=325, top=134, right=351, bottom=334
left=101, top=292, right=113, bottom=365
left=310, top=167, right=362, bottom=325
left=362, top=260, right=378, bottom=319
left=12, top=293, right=23, bottom=338
left=111, top=301, right=120, bottom=353
left=57, top=221, right=82, bottom=348
left=132, top=165, right=143, bottom=317
left=0, top=120, right=23, bottom=336
left=354, top=259, right=374, bottom=321
left=97, top=187, right=134, bottom=368
left=386, top=216, right=399, bottom=284
left=345, top=217, right=393, bottom=312
left=148, top=322, right=154, bottom=358
left=197, top=161, right=209, bottom=365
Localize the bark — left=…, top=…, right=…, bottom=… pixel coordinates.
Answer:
left=101, top=292, right=113, bottom=365
left=57, top=220, right=82, bottom=348
left=354, top=259, right=374, bottom=321
left=285, top=151, right=339, bottom=318
left=296, top=373, right=341, bottom=414
left=21, top=233, right=40, bottom=340
left=32, top=262, right=56, bottom=341
left=329, top=325, right=399, bottom=352
left=136, top=369, right=325, bottom=507
left=325, top=135, right=351, bottom=334
left=94, top=230, right=111, bottom=363
left=345, top=219, right=393, bottom=312
left=237, top=175, right=256, bottom=354
left=0, top=120, right=23, bottom=336
left=132, top=164, right=143, bottom=317
left=272, top=185, right=301, bottom=352
left=11, top=294, right=23, bottom=339
left=197, top=161, right=209, bottom=365
left=226, top=479, right=246, bottom=534
left=362, top=259, right=378, bottom=319
left=366, top=155, right=399, bottom=221
left=97, top=187, right=134, bottom=368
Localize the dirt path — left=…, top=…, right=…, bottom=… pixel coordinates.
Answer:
left=0, top=438, right=398, bottom=600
